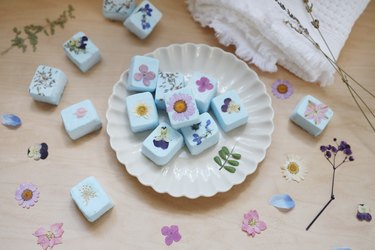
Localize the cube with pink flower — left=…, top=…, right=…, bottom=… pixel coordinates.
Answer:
left=127, top=55, right=159, bottom=92
left=165, top=87, right=200, bottom=129
left=188, top=72, right=218, bottom=113
left=290, top=95, right=334, bottom=136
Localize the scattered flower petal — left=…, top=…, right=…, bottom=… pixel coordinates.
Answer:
left=281, top=155, right=307, bottom=182
left=161, top=225, right=181, bottom=246
left=271, top=79, right=293, bottom=99
left=15, top=183, right=39, bottom=209
left=1, top=114, right=21, bottom=127
left=241, top=210, right=267, bottom=237
left=269, top=194, right=295, bottom=210
left=33, top=223, right=64, bottom=250
left=357, top=204, right=372, bottom=222
left=28, top=143, right=48, bottom=160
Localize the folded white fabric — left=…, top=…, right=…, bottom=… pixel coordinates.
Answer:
left=187, top=0, right=369, bottom=85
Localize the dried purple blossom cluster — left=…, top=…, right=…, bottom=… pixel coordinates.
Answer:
left=320, top=138, right=354, bottom=164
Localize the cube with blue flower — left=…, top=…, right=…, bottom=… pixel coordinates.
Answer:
left=123, top=0, right=162, bottom=39
left=102, top=0, right=136, bottom=21
left=180, top=112, right=220, bottom=155
left=63, top=32, right=101, bottom=72
left=188, top=72, right=218, bottom=113
left=127, top=55, right=159, bottom=92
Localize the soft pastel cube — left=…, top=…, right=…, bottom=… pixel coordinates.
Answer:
left=290, top=95, right=334, bottom=136
left=210, top=90, right=249, bottom=132
left=141, top=122, right=184, bottom=166
left=165, top=87, right=200, bottom=129
left=180, top=112, right=220, bottom=155
left=102, top=0, right=136, bottom=21
left=63, top=32, right=101, bottom=72
left=70, top=176, right=114, bottom=222
left=126, top=92, right=159, bottom=132
left=188, top=72, right=218, bottom=113
left=123, top=0, right=162, bottom=39
left=29, top=65, right=68, bottom=105
left=155, top=72, right=185, bottom=109
left=127, top=55, right=159, bottom=92
left=61, top=99, right=102, bottom=140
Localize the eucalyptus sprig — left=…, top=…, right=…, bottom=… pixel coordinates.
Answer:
left=275, top=0, right=375, bottom=133
left=1, top=5, right=75, bottom=55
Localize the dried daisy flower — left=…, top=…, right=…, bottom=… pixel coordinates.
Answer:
left=281, top=155, right=307, bottom=182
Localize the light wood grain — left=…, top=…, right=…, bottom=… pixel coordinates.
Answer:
left=0, top=0, right=374, bottom=249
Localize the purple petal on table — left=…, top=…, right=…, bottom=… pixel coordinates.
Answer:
left=1, top=114, right=21, bottom=127
left=269, top=194, right=295, bottom=210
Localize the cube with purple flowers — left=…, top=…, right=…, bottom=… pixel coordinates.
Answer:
left=188, top=72, right=218, bottom=113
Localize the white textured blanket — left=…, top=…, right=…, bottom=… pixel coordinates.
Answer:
left=187, top=0, right=369, bottom=85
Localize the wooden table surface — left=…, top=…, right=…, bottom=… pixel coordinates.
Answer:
left=1, top=1, right=374, bottom=249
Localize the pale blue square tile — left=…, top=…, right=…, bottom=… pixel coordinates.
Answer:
left=70, top=176, right=114, bottom=222
left=210, top=90, right=249, bottom=132
left=126, top=92, right=159, bottom=132
left=141, top=122, right=183, bottom=166
left=155, top=72, right=185, bottom=109
left=123, top=0, right=162, bottom=39
left=102, top=0, right=136, bottom=21
left=180, top=112, right=220, bottom=155
left=127, top=55, right=159, bottom=92
left=188, top=72, right=218, bottom=113
left=290, top=95, right=333, bottom=136
left=63, top=32, right=101, bottom=72
left=61, top=99, right=102, bottom=140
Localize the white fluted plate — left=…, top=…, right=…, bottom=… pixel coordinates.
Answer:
left=106, top=43, right=274, bottom=199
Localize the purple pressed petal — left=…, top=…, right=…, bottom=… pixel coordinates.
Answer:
left=172, top=232, right=181, bottom=242
left=221, top=104, right=228, bottom=112
left=165, top=235, right=173, bottom=246
left=170, top=225, right=179, bottom=233
left=161, top=226, right=170, bottom=236
left=224, top=98, right=231, bottom=105
left=134, top=73, right=143, bottom=81
left=1, top=114, right=21, bottom=127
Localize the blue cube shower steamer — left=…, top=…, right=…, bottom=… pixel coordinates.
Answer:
left=102, top=0, right=136, bottom=21
left=290, top=95, right=333, bottom=136
left=141, top=122, right=184, bottom=166
left=63, top=32, right=101, bottom=72
left=155, top=72, right=186, bottom=109
left=29, top=65, right=68, bottom=105
left=189, top=72, right=218, bottom=113
left=127, top=55, right=159, bottom=92
left=61, top=99, right=102, bottom=140
left=126, top=92, right=159, bottom=132
left=123, top=0, right=162, bottom=39
left=180, top=112, right=220, bottom=155
left=165, top=87, right=200, bottom=129
left=70, top=176, right=114, bottom=222
left=210, top=90, right=249, bottom=132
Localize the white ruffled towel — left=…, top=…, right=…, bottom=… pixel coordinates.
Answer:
left=187, top=0, right=369, bottom=85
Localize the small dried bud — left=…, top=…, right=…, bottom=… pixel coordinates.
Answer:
left=311, top=19, right=319, bottom=29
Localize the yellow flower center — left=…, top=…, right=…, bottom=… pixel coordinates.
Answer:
left=287, top=162, right=299, bottom=174
left=21, top=189, right=33, bottom=201
left=46, top=231, right=55, bottom=240
left=248, top=219, right=257, bottom=226
left=136, top=105, right=148, bottom=117
left=277, top=84, right=288, bottom=94
left=173, top=100, right=187, bottom=113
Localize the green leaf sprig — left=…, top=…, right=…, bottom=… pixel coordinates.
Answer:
left=214, top=146, right=241, bottom=173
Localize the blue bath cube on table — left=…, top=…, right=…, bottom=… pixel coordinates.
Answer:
left=180, top=112, right=220, bottom=155
left=290, top=95, right=334, bottom=136
left=155, top=72, right=185, bottom=109
left=165, top=87, right=200, bottom=129
left=63, top=32, right=101, bottom=72
left=70, top=176, right=114, bottom=222
left=102, top=0, right=136, bottom=21
left=127, top=55, right=159, bottom=92
left=29, top=65, right=68, bottom=105
left=141, top=122, right=184, bottom=166
left=61, top=99, right=102, bottom=140
left=210, top=90, right=249, bottom=133
left=189, top=72, right=218, bottom=113
left=123, top=0, right=162, bottom=39
left=126, top=92, right=159, bottom=132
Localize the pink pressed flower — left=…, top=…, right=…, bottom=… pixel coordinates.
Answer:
left=74, top=107, right=87, bottom=118
left=271, top=79, right=293, bottom=99
left=241, top=210, right=267, bottom=237
left=134, top=64, right=156, bottom=86
left=304, top=100, right=329, bottom=125
left=15, top=183, right=39, bottom=209
left=166, top=93, right=196, bottom=121
left=33, top=223, right=64, bottom=250
left=161, top=225, right=181, bottom=246
left=196, top=77, right=213, bottom=92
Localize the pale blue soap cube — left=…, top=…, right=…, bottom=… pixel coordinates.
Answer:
left=165, top=87, right=200, bottom=129
left=211, top=90, right=249, bottom=132
left=155, top=72, right=185, bottom=109
left=123, top=0, right=162, bottom=39
left=29, top=65, right=68, bottom=105
left=142, top=122, right=184, bottom=166
left=102, top=0, right=136, bottom=21
left=63, top=32, right=101, bottom=72
left=189, top=72, right=218, bottom=113
left=180, top=112, right=220, bottom=155
left=290, top=95, right=333, bottom=136
left=126, top=92, right=159, bottom=132
left=70, top=176, right=114, bottom=222
left=61, top=100, right=102, bottom=140
left=127, top=55, right=159, bottom=92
